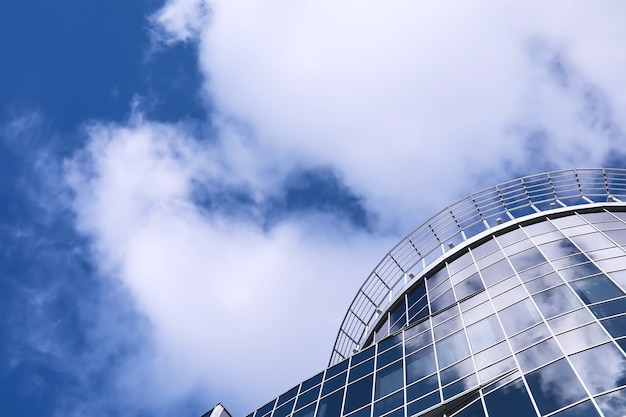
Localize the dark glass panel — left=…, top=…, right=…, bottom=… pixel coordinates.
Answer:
left=498, top=298, right=542, bottom=336
left=516, top=338, right=562, bottom=373
left=443, top=374, right=478, bottom=399
left=570, top=275, right=624, bottom=304
left=455, top=273, right=484, bottom=300
left=525, top=358, right=587, bottom=415
left=602, top=315, right=626, bottom=338
left=351, top=346, right=375, bottom=367
left=407, top=283, right=426, bottom=307
left=378, top=333, right=403, bottom=353
left=375, top=318, right=389, bottom=343
left=556, top=323, right=609, bottom=355
left=277, top=386, right=299, bottom=406
left=381, top=407, right=403, bottom=417
left=404, top=331, right=431, bottom=356
left=451, top=399, right=485, bottom=417
left=301, top=372, right=324, bottom=392
left=408, top=299, right=428, bottom=323
left=440, top=357, right=474, bottom=386
left=467, top=314, right=504, bottom=353
left=295, top=386, right=320, bottom=410
left=550, top=400, right=600, bottom=417
left=406, top=392, right=440, bottom=417
left=316, top=389, right=344, bottom=417
left=389, top=314, right=407, bottom=334
left=344, top=375, right=373, bottom=415
left=428, top=268, right=450, bottom=292
left=480, top=259, right=515, bottom=287
left=525, top=272, right=563, bottom=294
left=257, top=400, right=276, bottom=417
left=430, top=290, right=456, bottom=314
left=349, top=358, right=374, bottom=383
left=437, top=330, right=470, bottom=369
left=347, top=406, right=370, bottom=417
left=377, top=345, right=402, bottom=369
left=618, top=338, right=626, bottom=352
left=293, top=404, right=316, bottom=417
left=406, top=346, right=437, bottom=384
left=509, top=323, right=551, bottom=352
left=326, top=360, right=349, bottom=379
left=595, top=386, right=626, bottom=417
left=403, top=319, right=430, bottom=340
left=590, top=297, right=626, bottom=318
left=406, top=374, right=439, bottom=402
left=484, top=378, right=537, bottom=417
left=509, top=247, right=546, bottom=272
left=533, top=285, right=581, bottom=319
left=569, top=343, right=626, bottom=395
left=321, top=372, right=346, bottom=396
left=375, top=360, right=404, bottom=399
left=373, top=390, right=403, bottom=417
left=273, top=399, right=295, bottom=417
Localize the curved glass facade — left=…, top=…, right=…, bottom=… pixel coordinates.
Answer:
left=221, top=169, right=626, bottom=417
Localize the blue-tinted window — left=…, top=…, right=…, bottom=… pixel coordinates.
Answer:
left=467, top=315, right=504, bottom=352
left=508, top=247, right=546, bottom=272
left=440, top=357, right=474, bottom=386
left=480, top=259, right=514, bottom=287
left=550, top=400, right=600, bottom=417
left=406, top=346, right=436, bottom=384
left=378, top=333, right=403, bottom=353
left=316, top=390, right=344, bottom=417
left=404, top=331, right=431, bottom=356
left=406, top=374, right=439, bottom=402
left=326, top=360, right=349, bottom=379
left=590, top=297, right=626, bottom=318
left=272, top=399, right=295, bottom=417
left=344, top=375, right=373, bottom=414
left=569, top=343, right=626, bottom=395
left=451, top=399, right=485, bottom=417
left=351, top=346, right=375, bottom=367
left=349, top=358, right=374, bottom=383
left=407, top=283, right=426, bottom=306
left=443, top=374, right=477, bottom=399
left=570, top=275, right=624, bottom=304
left=602, top=315, right=626, bottom=338
left=293, top=404, right=316, bottom=417
left=377, top=345, right=403, bottom=369
left=373, top=390, right=403, bottom=417
left=525, top=359, right=587, bottom=415
left=437, top=330, right=470, bottom=368
left=525, top=272, right=563, bottom=294
left=516, top=338, right=562, bottom=373
left=321, top=372, right=346, bottom=396
left=498, top=299, right=542, bottom=336
left=539, top=239, right=580, bottom=259
left=296, top=386, right=320, bottom=410
left=406, top=392, right=439, bottom=416
left=595, top=386, right=626, bottom=417
left=375, top=360, right=404, bottom=399
left=484, top=379, right=536, bottom=417
left=301, top=372, right=324, bottom=391
left=277, top=386, right=299, bottom=406
left=256, top=400, right=276, bottom=417
left=532, top=284, right=581, bottom=318
left=455, top=273, right=484, bottom=300
left=431, top=290, right=456, bottom=314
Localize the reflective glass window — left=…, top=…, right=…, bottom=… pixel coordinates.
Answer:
left=448, top=252, right=474, bottom=275
left=499, top=298, right=542, bottom=336
left=525, top=358, right=587, bottom=415
left=377, top=345, right=402, bottom=369
left=524, top=221, right=557, bottom=236
left=570, top=275, right=624, bottom=304
left=436, top=330, right=470, bottom=368
left=273, top=400, right=295, bottom=417
left=373, top=390, right=403, bottom=417
left=296, top=386, right=320, bottom=410
left=434, top=315, right=463, bottom=340
left=474, top=341, right=511, bottom=370
left=606, top=229, right=626, bottom=245
left=343, top=375, right=373, bottom=415
left=539, top=239, right=581, bottom=259
left=590, top=297, right=626, bottom=318
left=407, top=283, right=426, bottom=307
left=388, top=301, right=407, bottom=334
left=602, top=314, right=626, bottom=338
left=484, top=378, right=536, bottom=417
left=503, top=239, right=533, bottom=257
left=550, top=400, right=600, bottom=417
left=571, top=233, right=615, bottom=252
left=488, top=275, right=520, bottom=297
left=378, top=333, right=402, bottom=353
left=346, top=406, right=370, bottom=417
left=471, top=238, right=499, bottom=260
left=508, top=247, right=546, bottom=272
left=257, top=400, right=276, bottom=417
left=595, top=386, right=626, bottom=417
left=552, top=253, right=593, bottom=269
left=375, top=360, right=403, bottom=399
left=548, top=308, right=594, bottom=334
left=406, top=346, right=436, bottom=384
left=450, top=399, right=486, bottom=417
left=569, top=342, right=626, bottom=395
left=430, top=277, right=452, bottom=301
left=533, top=285, right=581, bottom=319
left=432, top=304, right=459, bottom=326
left=301, top=372, right=324, bottom=392
left=443, top=374, right=478, bottom=399
left=430, top=290, right=456, bottom=314
left=428, top=268, right=450, bottom=292
left=451, top=262, right=478, bottom=286
left=518, top=262, right=554, bottom=282
left=405, top=330, right=432, bottom=356
left=497, top=227, right=527, bottom=247
left=560, top=263, right=602, bottom=282
left=351, top=346, right=375, bottom=367
left=406, top=392, right=439, bottom=417
left=556, top=322, right=610, bottom=355
left=440, top=357, right=474, bottom=386
left=525, top=272, right=563, bottom=294
left=463, top=301, right=494, bottom=326
left=277, top=386, right=299, bottom=407
left=460, top=290, right=489, bottom=312
left=492, top=285, right=527, bottom=310
left=480, top=259, right=514, bottom=287
left=293, top=404, right=315, bottom=417
left=349, top=359, right=374, bottom=383
left=509, top=322, right=551, bottom=352
left=455, top=273, right=484, bottom=300
left=406, top=373, right=438, bottom=402
left=516, top=338, right=562, bottom=372
left=321, top=372, right=346, bottom=396
left=316, top=389, right=344, bottom=417
left=552, top=215, right=587, bottom=228
left=478, top=357, right=517, bottom=383
left=467, top=314, right=504, bottom=353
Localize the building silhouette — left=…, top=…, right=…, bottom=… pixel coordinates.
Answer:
left=212, top=168, right=626, bottom=417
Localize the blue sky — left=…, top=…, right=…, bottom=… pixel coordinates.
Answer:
left=2, top=1, right=626, bottom=416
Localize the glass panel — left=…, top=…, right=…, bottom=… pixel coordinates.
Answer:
left=436, top=330, right=470, bottom=369
left=463, top=301, right=494, bottom=326
left=590, top=297, right=626, bottom=318
left=488, top=275, right=521, bottom=297
left=406, top=373, right=438, bottom=403
left=525, top=272, right=563, bottom=294
left=378, top=333, right=403, bottom=353
left=406, top=346, right=437, bottom=384
left=351, top=346, right=376, bottom=367
left=443, top=374, right=478, bottom=399
left=509, top=322, right=551, bottom=352
left=533, top=285, right=581, bottom=319
left=344, top=375, right=373, bottom=414
left=296, top=386, right=321, bottom=410
left=455, top=273, right=484, bottom=300
left=484, top=378, right=537, bottom=417
left=498, top=298, right=542, bottom=336
left=377, top=345, right=402, bottom=369
left=450, top=399, right=486, bottom=417
left=430, top=290, right=456, bottom=314
left=434, top=315, right=463, bottom=340
left=406, top=392, right=439, bottom=417
left=301, top=372, right=324, bottom=392
left=440, top=357, right=475, bottom=386
left=404, top=331, right=432, bottom=356
left=525, top=358, right=587, bottom=415
left=518, top=262, right=554, bottom=282
left=550, top=400, right=600, bottom=417
left=560, top=263, right=603, bottom=282
left=595, top=386, right=626, bottom=417
left=273, top=400, right=295, bottom=417
left=277, top=386, right=299, bottom=406
left=347, top=406, right=370, bottom=417
left=571, top=233, right=615, bottom=252
left=471, top=239, right=499, bottom=260
left=602, top=315, right=626, bottom=338
left=548, top=308, right=594, bottom=334
left=373, top=390, right=403, bottom=417
left=570, top=275, right=624, bottom=304
left=257, top=400, right=276, bottom=417
left=515, top=338, right=562, bottom=373
left=321, top=372, right=346, bottom=396
left=326, top=360, right=349, bottom=379
left=432, top=305, right=459, bottom=326
left=349, top=358, right=374, bottom=383
left=508, top=247, right=546, bottom=272
left=556, top=323, right=610, bottom=355
left=448, top=252, right=474, bottom=275
left=474, top=341, right=511, bottom=370
left=539, top=239, right=581, bottom=259
left=492, top=285, right=527, bottom=311
left=293, top=404, right=316, bottom=417
left=480, top=259, right=515, bottom=287
left=569, top=343, right=626, bottom=395
left=466, top=315, right=505, bottom=353
left=316, top=389, right=344, bottom=417
left=430, top=278, right=452, bottom=301
left=478, top=357, right=517, bottom=383
left=375, top=361, right=404, bottom=399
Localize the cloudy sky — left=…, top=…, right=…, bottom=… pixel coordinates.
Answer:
left=2, top=1, right=626, bottom=416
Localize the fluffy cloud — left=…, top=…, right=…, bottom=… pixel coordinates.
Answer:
left=64, top=1, right=626, bottom=415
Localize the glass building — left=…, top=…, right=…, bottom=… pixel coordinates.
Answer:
left=213, top=168, right=626, bottom=417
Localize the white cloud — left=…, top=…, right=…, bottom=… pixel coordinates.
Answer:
left=65, top=1, right=626, bottom=415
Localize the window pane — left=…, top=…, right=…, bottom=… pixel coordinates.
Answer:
left=406, top=346, right=436, bottom=384
left=509, top=323, right=551, bottom=352
left=516, top=338, right=562, bottom=373
left=406, top=374, right=438, bottom=403
left=602, top=314, right=626, bottom=338
left=508, top=247, right=546, bottom=272
left=550, top=400, right=600, bottom=417
left=532, top=285, right=581, bottom=319
left=570, top=275, right=624, bottom=304
left=344, top=375, right=373, bottom=414
left=525, top=359, right=587, bottom=415
left=375, top=361, right=403, bottom=399
left=436, top=330, right=470, bottom=368
left=373, top=390, right=403, bottom=417
left=480, top=259, right=514, bottom=287
left=484, top=379, right=536, bottom=417
left=498, top=298, right=542, bottom=336
left=316, top=389, right=344, bottom=417
left=466, top=315, right=504, bottom=352
left=595, top=387, right=626, bottom=417
left=569, top=343, right=626, bottom=395
left=556, top=323, right=610, bottom=355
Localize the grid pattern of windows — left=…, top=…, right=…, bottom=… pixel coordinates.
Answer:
left=249, top=208, right=626, bottom=417
left=332, top=168, right=626, bottom=365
